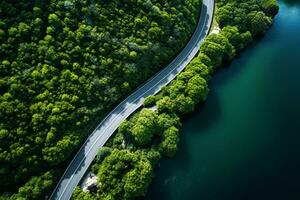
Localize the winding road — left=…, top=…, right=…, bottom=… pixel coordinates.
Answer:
left=50, top=0, right=214, bottom=199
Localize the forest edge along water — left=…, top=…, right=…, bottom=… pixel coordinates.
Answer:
left=145, top=0, right=300, bottom=199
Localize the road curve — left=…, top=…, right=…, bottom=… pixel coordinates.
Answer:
left=50, top=0, right=214, bottom=199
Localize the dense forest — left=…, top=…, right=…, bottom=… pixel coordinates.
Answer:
left=0, top=0, right=201, bottom=199
left=72, top=0, right=279, bottom=199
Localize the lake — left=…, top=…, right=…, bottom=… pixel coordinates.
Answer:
left=145, top=0, right=300, bottom=199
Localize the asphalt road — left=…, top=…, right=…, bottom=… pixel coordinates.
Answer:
left=50, top=0, right=214, bottom=199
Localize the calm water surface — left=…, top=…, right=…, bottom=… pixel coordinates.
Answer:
left=145, top=0, right=300, bottom=199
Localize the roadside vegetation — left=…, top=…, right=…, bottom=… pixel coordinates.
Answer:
left=0, top=0, right=201, bottom=199
left=72, top=0, right=279, bottom=199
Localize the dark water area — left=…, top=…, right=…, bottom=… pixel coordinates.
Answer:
left=145, top=0, right=300, bottom=199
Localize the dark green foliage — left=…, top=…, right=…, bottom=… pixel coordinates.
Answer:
left=259, top=0, right=280, bottom=17
left=74, top=149, right=158, bottom=200
left=216, top=0, right=276, bottom=36
left=91, top=147, right=112, bottom=174
left=119, top=109, right=158, bottom=146
left=85, top=0, right=279, bottom=199
left=0, top=0, right=201, bottom=196
left=95, top=147, right=112, bottom=164
left=159, top=126, right=180, bottom=157
left=247, top=11, right=272, bottom=36
left=1, top=0, right=279, bottom=199
left=186, top=75, right=209, bottom=102
left=185, top=57, right=211, bottom=80
left=143, top=95, right=156, bottom=108
left=175, top=95, right=196, bottom=115
left=97, top=149, right=154, bottom=200
left=10, top=172, right=55, bottom=200
left=221, top=26, right=252, bottom=51
left=157, top=113, right=181, bottom=132
left=156, top=67, right=209, bottom=116
left=142, top=149, right=161, bottom=166
left=72, top=187, right=98, bottom=200
left=118, top=109, right=181, bottom=153
left=200, top=33, right=236, bottom=67
left=156, top=96, right=177, bottom=114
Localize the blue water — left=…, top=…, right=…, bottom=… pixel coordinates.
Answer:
left=145, top=0, right=300, bottom=199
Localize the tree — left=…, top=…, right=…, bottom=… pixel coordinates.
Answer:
left=159, top=127, right=180, bottom=157
left=200, top=34, right=235, bottom=67
left=216, top=3, right=235, bottom=27
left=72, top=187, right=98, bottom=200
left=185, top=58, right=211, bottom=80
left=13, top=172, right=55, bottom=200
left=98, top=149, right=154, bottom=200
left=259, top=0, right=279, bottom=17
left=221, top=26, right=252, bottom=51
left=0, top=29, right=5, bottom=41
left=156, top=96, right=176, bottom=114
left=123, top=161, right=153, bottom=199
left=95, top=147, right=112, bottom=164
left=174, top=95, right=195, bottom=115
left=247, top=11, right=272, bottom=36
left=157, top=113, right=181, bottom=131
left=143, top=95, right=156, bottom=107
left=0, top=0, right=279, bottom=197
left=119, top=109, right=158, bottom=146
left=186, top=75, right=209, bottom=103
